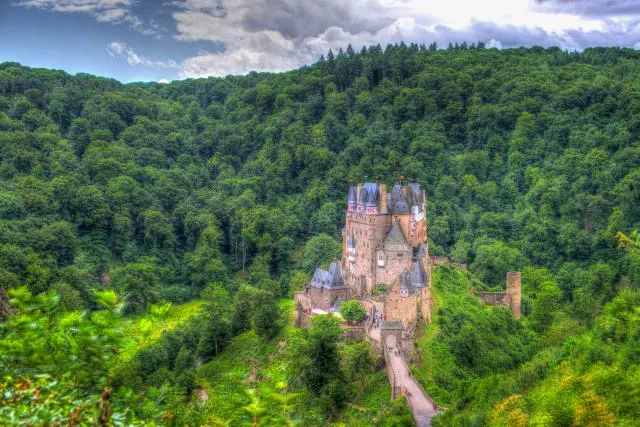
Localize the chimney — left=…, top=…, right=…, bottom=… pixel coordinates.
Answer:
left=506, top=272, right=522, bottom=319
left=379, top=184, right=387, bottom=213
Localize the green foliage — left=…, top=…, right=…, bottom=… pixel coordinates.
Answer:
left=1, top=46, right=639, bottom=307
left=470, top=240, right=525, bottom=285
left=48, top=281, right=84, bottom=310
left=287, top=270, right=309, bottom=296
left=0, top=375, right=138, bottom=426
left=2, top=45, right=640, bottom=425
left=339, top=299, right=367, bottom=323
left=114, top=262, right=160, bottom=314
left=198, top=283, right=233, bottom=358
left=230, top=284, right=282, bottom=339
left=0, top=287, right=141, bottom=424
left=251, top=288, right=282, bottom=339
left=299, top=234, right=341, bottom=273
left=421, top=266, right=640, bottom=426
left=188, top=306, right=403, bottom=426
left=341, top=341, right=376, bottom=397
left=293, top=315, right=344, bottom=395
left=529, top=281, right=563, bottom=332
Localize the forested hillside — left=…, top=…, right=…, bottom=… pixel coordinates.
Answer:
left=1, top=44, right=639, bottom=425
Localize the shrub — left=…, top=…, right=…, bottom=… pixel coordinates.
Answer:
left=339, top=300, right=366, bottom=323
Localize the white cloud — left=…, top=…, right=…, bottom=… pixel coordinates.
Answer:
left=12, top=0, right=160, bottom=35
left=16, top=0, right=640, bottom=78
left=486, top=38, right=503, bottom=49
left=158, top=78, right=170, bottom=83
left=106, top=42, right=179, bottom=68
left=169, top=0, right=640, bottom=78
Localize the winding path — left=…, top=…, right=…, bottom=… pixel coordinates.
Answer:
left=385, top=334, right=438, bottom=426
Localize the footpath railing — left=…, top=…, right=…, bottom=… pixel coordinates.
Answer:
left=383, top=343, right=401, bottom=399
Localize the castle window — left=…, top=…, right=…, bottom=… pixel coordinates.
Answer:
left=397, top=253, right=404, bottom=257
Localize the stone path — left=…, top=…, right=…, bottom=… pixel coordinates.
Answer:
left=385, top=334, right=438, bottom=427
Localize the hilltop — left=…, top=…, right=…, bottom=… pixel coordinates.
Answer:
left=0, top=45, right=639, bottom=424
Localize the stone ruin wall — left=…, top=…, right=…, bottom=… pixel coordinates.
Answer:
left=476, top=291, right=507, bottom=305
left=430, top=256, right=467, bottom=270
left=506, top=271, right=522, bottom=319
left=474, top=272, right=522, bottom=319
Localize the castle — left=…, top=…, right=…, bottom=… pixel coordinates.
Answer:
left=295, top=180, right=522, bottom=335
left=294, top=181, right=521, bottom=419
left=297, top=181, right=433, bottom=330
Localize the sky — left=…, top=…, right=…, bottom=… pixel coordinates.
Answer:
left=1, top=0, right=640, bottom=83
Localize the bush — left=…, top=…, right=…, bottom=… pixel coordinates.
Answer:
left=160, top=285, right=193, bottom=303
left=340, top=300, right=366, bottom=324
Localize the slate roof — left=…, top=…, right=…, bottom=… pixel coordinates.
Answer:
left=382, top=222, right=410, bottom=252
left=400, top=258, right=427, bottom=294
left=380, top=320, right=404, bottom=330
left=348, top=182, right=424, bottom=214
left=358, top=182, right=379, bottom=206
left=348, top=186, right=358, bottom=204
left=310, top=262, right=345, bottom=290
left=410, top=258, right=427, bottom=288
left=389, top=183, right=409, bottom=213
left=407, top=182, right=424, bottom=205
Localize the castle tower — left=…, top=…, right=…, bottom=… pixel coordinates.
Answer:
left=342, top=181, right=432, bottom=326
left=505, top=272, right=522, bottom=319
left=379, top=184, right=388, bottom=214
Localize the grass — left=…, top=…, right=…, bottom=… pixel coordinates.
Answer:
left=193, top=299, right=309, bottom=424
left=337, top=370, right=413, bottom=426
left=118, top=299, right=204, bottom=360
left=412, top=266, right=536, bottom=425
left=188, top=298, right=412, bottom=426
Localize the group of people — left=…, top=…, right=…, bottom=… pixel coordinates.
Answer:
left=372, top=311, right=384, bottom=328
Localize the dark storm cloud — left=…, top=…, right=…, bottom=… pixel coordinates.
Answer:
left=534, top=0, right=640, bottom=17
left=237, top=0, right=400, bottom=40
left=174, top=0, right=412, bottom=40
left=14, top=0, right=640, bottom=79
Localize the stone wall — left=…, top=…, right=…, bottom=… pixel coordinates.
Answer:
left=476, top=291, right=506, bottom=305
left=295, top=287, right=347, bottom=313
left=375, top=248, right=412, bottom=287
left=305, top=286, right=347, bottom=312
left=474, top=272, right=522, bottom=318
left=385, top=286, right=421, bottom=329
left=430, top=256, right=467, bottom=270
left=419, top=287, right=432, bottom=324
left=294, top=291, right=311, bottom=311
left=343, top=326, right=366, bottom=342
left=505, top=272, right=522, bottom=319
left=343, top=212, right=379, bottom=296
left=295, top=310, right=313, bottom=328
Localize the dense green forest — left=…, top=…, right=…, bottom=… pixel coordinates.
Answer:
left=1, top=44, right=639, bottom=425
